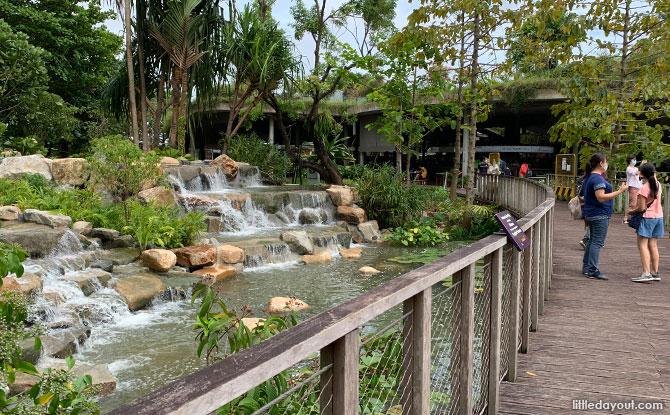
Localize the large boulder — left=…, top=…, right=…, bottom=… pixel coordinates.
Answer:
left=280, top=231, right=314, bottom=255
left=302, top=249, right=333, bottom=265
left=89, top=228, right=120, bottom=240
left=0, top=222, right=67, bottom=257
left=298, top=210, right=321, bottom=225
left=178, top=194, right=218, bottom=211
left=160, top=156, right=180, bottom=167
left=50, top=158, right=89, bottom=186
left=0, top=277, right=21, bottom=295
left=217, top=245, right=245, bottom=264
left=15, top=273, right=42, bottom=296
left=336, top=206, right=366, bottom=224
left=137, top=186, right=177, bottom=207
left=23, top=209, right=72, bottom=229
left=224, top=193, right=249, bottom=210
left=359, top=266, right=381, bottom=275
left=41, top=326, right=91, bottom=358
left=141, top=249, right=177, bottom=272
left=172, top=245, right=217, bottom=269
left=357, top=220, right=382, bottom=243
left=347, top=224, right=364, bottom=244
left=10, top=363, right=116, bottom=396
left=165, top=165, right=200, bottom=183
left=326, top=185, right=354, bottom=206
left=64, top=269, right=112, bottom=296
left=113, top=274, right=166, bottom=311
left=0, top=155, right=52, bottom=180
left=71, top=221, right=92, bottom=235
left=102, top=234, right=135, bottom=249
left=211, top=154, right=239, bottom=180
left=0, top=206, right=21, bottom=221
left=193, top=265, right=237, bottom=282
left=268, top=297, right=310, bottom=314
left=340, top=247, right=362, bottom=259
left=90, top=260, right=114, bottom=273
left=96, top=247, right=141, bottom=265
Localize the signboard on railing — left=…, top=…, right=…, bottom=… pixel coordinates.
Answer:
left=494, top=210, right=530, bottom=251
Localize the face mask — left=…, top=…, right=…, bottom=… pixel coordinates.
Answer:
left=632, top=160, right=637, bottom=166
left=603, top=163, right=609, bottom=171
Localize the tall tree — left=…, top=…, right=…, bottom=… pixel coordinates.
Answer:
left=291, top=0, right=396, bottom=184
left=545, top=0, right=670, bottom=171
left=365, top=29, right=453, bottom=179
left=150, top=0, right=208, bottom=153
left=411, top=0, right=506, bottom=205
left=219, top=3, right=296, bottom=154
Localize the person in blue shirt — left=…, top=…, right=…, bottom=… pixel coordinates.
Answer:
left=581, top=152, right=628, bottom=280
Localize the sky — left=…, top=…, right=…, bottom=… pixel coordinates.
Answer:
left=103, top=0, right=420, bottom=69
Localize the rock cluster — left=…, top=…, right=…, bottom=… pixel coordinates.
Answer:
left=325, top=185, right=382, bottom=243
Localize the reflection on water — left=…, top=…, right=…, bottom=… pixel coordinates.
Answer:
left=80, top=243, right=467, bottom=412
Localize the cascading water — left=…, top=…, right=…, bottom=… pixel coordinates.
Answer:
left=169, top=165, right=337, bottom=237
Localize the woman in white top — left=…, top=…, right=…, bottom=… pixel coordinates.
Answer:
left=624, top=155, right=646, bottom=223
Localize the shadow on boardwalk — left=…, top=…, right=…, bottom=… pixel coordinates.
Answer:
left=499, top=202, right=670, bottom=415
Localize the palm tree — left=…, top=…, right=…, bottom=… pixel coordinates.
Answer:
left=150, top=0, right=208, bottom=152
left=219, top=2, right=298, bottom=153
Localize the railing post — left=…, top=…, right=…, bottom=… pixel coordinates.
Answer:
left=521, top=227, right=532, bottom=353
left=531, top=221, right=540, bottom=332
left=329, top=330, right=359, bottom=415
left=402, top=288, right=431, bottom=415
left=459, top=263, right=476, bottom=415
left=505, top=246, right=522, bottom=381
left=320, top=345, right=334, bottom=415
left=540, top=213, right=545, bottom=309
left=544, top=209, right=551, bottom=299
left=487, top=247, right=503, bottom=415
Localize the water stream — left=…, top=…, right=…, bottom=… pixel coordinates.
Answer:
left=17, top=165, right=468, bottom=412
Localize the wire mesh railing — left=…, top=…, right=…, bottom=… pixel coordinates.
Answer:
left=431, top=280, right=461, bottom=415
left=109, top=175, right=554, bottom=415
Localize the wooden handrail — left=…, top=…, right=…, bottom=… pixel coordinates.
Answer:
left=109, top=175, right=555, bottom=415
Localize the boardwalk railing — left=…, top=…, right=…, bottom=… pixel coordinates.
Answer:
left=110, top=176, right=555, bottom=415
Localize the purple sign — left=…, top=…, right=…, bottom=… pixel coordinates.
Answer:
left=494, top=210, right=530, bottom=251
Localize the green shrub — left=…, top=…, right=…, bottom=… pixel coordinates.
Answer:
left=386, top=217, right=449, bottom=247
left=225, top=133, right=291, bottom=184
left=0, top=176, right=203, bottom=250
left=88, top=135, right=163, bottom=221
left=124, top=202, right=206, bottom=251
left=357, top=165, right=428, bottom=228
left=338, top=164, right=366, bottom=180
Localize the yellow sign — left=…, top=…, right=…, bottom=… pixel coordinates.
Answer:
left=554, top=154, right=577, bottom=199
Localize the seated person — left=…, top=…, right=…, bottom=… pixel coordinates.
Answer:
left=413, top=166, right=428, bottom=182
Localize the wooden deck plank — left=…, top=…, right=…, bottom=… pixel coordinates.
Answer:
left=499, top=202, right=670, bottom=414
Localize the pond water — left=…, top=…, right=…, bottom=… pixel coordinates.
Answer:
left=76, top=243, right=466, bottom=412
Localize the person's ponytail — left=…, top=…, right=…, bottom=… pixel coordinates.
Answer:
left=640, top=163, right=658, bottom=199
left=583, top=152, right=605, bottom=180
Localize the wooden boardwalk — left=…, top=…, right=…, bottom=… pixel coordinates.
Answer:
left=499, top=202, right=670, bottom=415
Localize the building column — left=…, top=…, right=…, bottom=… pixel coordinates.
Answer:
left=268, top=117, right=275, bottom=145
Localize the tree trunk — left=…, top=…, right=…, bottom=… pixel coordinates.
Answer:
left=137, top=12, right=150, bottom=152
left=169, top=67, right=181, bottom=150
left=153, top=69, right=166, bottom=148
left=310, top=127, right=343, bottom=185
left=395, top=145, right=402, bottom=175
left=123, top=0, right=139, bottom=146
left=178, top=66, right=189, bottom=154
left=406, top=149, right=411, bottom=185
left=465, top=11, right=480, bottom=207
left=450, top=13, right=466, bottom=200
